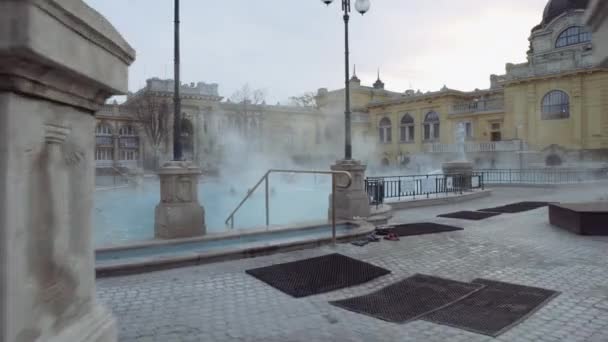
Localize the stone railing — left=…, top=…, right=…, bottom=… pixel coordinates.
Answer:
left=450, top=99, right=504, bottom=115
left=424, top=140, right=526, bottom=153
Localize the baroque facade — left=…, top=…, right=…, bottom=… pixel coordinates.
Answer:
left=96, top=0, right=608, bottom=175
left=354, top=0, right=608, bottom=170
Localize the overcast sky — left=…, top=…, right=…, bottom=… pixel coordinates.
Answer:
left=85, top=0, right=549, bottom=103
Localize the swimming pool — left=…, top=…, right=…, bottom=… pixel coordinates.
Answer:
left=94, top=175, right=332, bottom=247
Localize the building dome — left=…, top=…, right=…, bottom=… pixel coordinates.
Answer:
left=541, top=0, right=589, bottom=26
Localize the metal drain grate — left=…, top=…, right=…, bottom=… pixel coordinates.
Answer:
left=423, top=278, right=560, bottom=337
left=386, top=223, right=464, bottom=237
left=246, top=253, right=390, bottom=298
left=330, top=274, right=484, bottom=323
left=479, top=202, right=551, bottom=214
left=438, top=211, right=501, bottom=221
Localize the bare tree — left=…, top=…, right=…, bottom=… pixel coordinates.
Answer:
left=289, top=92, right=317, bottom=107
left=230, top=83, right=266, bottom=105
left=130, top=93, right=171, bottom=170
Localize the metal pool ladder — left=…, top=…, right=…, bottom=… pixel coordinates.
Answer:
left=224, top=169, right=353, bottom=245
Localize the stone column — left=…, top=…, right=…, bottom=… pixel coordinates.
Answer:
left=328, top=159, right=371, bottom=220
left=0, top=1, right=135, bottom=341
left=155, top=161, right=206, bottom=239
left=586, top=0, right=608, bottom=67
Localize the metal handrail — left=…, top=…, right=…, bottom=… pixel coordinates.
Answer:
left=224, top=169, right=353, bottom=245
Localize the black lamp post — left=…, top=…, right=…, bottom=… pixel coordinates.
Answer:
left=321, top=0, right=370, bottom=161
left=173, top=0, right=183, bottom=161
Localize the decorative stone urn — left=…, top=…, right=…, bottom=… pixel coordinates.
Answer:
left=442, top=161, right=474, bottom=189
left=0, top=1, right=135, bottom=341
left=328, top=159, right=371, bottom=220
left=155, top=161, right=206, bottom=239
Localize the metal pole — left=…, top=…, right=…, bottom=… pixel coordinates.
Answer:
left=343, top=0, right=352, bottom=160
left=332, top=173, right=337, bottom=246
left=265, top=175, right=269, bottom=227
left=173, top=0, right=183, bottom=161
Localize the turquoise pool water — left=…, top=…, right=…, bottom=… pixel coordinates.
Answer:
left=96, top=223, right=355, bottom=263
left=94, top=175, right=331, bottom=247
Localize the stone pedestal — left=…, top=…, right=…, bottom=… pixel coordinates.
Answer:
left=0, top=1, right=134, bottom=341
left=328, top=159, right=371, bottom=220
left=155, top=161, right=206, bottom=239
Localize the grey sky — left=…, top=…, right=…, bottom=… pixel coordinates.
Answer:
left=85, top=0, right=548, bottom=103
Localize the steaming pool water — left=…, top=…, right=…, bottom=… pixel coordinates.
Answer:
left=94, top=175, right=331, bottom=248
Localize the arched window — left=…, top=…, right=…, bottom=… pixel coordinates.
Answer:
left=423, top=111, right=440, bottom=141
left=379, top=117, right=392, bottom=144
left=95, top=123, right=114, bottom=163
left=556, top=26, right=591, bottom=48
left=546, top=154, right=563, bottom=167
left=400, top=114, right=415, bottom=143
left=542, top=90, right=570, bottom=120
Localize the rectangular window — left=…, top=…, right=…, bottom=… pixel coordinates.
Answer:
left=400, top=126, right=406, bottom=142
left=386, top=127, right=392, bottom=143
left=408, top=126, right=415, bottom=142
left=465, top=122, right=472, bottom=138
left=424, top=125, right=431, bottom=141
left=379, top=128, right=385, bottom=143
left=491, top=123, right=501, bottom=131
left=433, top=123, right=440, bottom=139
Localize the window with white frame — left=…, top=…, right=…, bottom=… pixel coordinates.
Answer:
left=379, top=117, right=392, bottom=144
left=542, top=90, right=570, bottom=120
left=423, top=111, right=440, bottom=141
left=400, top=114, right=415, bottom=143
left=556, top=26, right=591, bottom=48
left=95, top=148, right=113, bottom=161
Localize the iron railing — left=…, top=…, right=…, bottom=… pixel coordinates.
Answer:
left=477, top=168, right=608, bottom=185
left=365, top=173, right=485, bottom=205
left=224, top=169, right=352, bottom=245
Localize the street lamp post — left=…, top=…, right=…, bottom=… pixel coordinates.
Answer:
left=154, top=0, right=206, bottom=239
left=173, top=0, right=183, bottom=161
left=322, top=0, right=372, bottom=221
left=322, top=0, right=370, bottom=160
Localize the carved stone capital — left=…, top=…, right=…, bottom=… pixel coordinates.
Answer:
left=0, top=0, right=136, bottom=111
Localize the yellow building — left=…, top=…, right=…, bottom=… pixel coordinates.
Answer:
left=323, top=0, right=608, bottom=171
left=97, top=0, right=608, bottom=176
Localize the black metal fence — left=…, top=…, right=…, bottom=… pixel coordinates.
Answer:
left=365, top=173, right=485, bottom=205
left=477, top=168, right=608, bottom=185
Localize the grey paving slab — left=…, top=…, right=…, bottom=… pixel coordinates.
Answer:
left=97, top=182, right=608, bottom=342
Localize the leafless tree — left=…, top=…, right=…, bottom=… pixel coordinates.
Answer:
left=130, top=93, right=171, bottom=170
left=230, top=83, right=266, bottom=105
left=289, top=92, right=317, bottom=107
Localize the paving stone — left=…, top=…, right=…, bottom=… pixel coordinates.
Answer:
left=97, top=184, right=608, bottom=342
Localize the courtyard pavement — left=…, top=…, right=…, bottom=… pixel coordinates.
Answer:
left=97, top=182, right=608, bottom=342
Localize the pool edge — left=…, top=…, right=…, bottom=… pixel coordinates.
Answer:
left=95, top=221, right=373, bottom=278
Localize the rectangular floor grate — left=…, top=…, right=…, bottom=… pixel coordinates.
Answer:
left=438, top=211, right=501, bottom=221
left=246, top=253, right=390, bottom=298
left=479, top=202, right=551, bottom=214
left=423, top=278, right=560, bottom=337
left=330, top=274, right=484, bottom=324
left=385, top=223, right=464, bottom=237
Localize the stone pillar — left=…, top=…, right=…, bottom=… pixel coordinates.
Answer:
left=155, top=161, right=206, bottom=239
left=586, top=0, right=608, bottom=67
left=328, top=159, right=371, bottom=220
left=0, top=1, right=135, bottom=341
